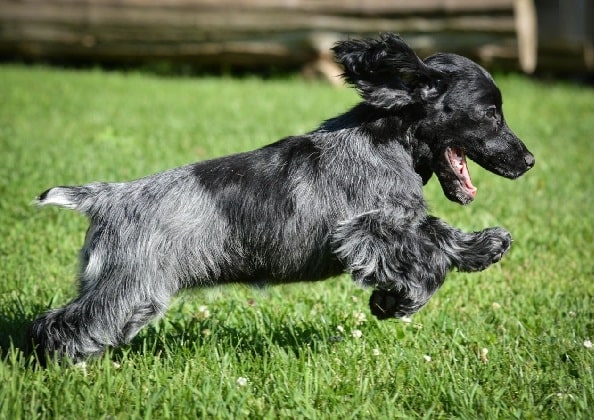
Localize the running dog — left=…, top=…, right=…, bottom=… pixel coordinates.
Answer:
left=28, top=33, right=534, bottom=364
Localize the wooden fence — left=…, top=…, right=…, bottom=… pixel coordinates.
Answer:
left=0, top=0, right=591, bottom=76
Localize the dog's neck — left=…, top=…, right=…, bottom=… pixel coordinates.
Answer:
left=318, top=103, right=434, bottom=184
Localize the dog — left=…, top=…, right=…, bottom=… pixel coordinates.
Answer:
left=27, top=33, right=534, bottom=364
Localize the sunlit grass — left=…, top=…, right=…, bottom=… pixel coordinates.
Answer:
left=0, top=65, right=592, bottom=418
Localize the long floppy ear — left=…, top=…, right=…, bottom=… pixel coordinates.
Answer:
left=332, top=33, right=445, bottom=109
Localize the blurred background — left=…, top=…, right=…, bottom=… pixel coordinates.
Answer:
left=1, top=0, right=593, bottom=80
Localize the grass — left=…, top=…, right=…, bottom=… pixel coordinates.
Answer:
left=0, top=64, right=592, bottom=418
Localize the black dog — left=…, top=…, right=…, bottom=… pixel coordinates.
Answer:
left=28, top=33, right=534, bottom=364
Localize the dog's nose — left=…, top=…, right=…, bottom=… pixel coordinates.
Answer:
left=524, top=153, right=535, bottom=169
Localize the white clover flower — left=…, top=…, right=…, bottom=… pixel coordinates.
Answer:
left=352, top=329, right=362, bottom=339
left=372, top=348, right=381, bottom=356
left=336, top=325, right=345, bottom=333
left=423, top=355, right=431, bottom=362
left=584, top=340, right=592, bottom=349
left=556, top=392, right=575, bottom=401
left=353, top=310, right=367, bottom=325
left=236, top=377, right=248, bottom=387
left=74, top=361, right=87, bottom=375
left=480, top=348, right=489, bottom=363
left=197, top=305, right=210, bottom=319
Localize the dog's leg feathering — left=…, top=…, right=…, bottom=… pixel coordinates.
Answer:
left=421, top=216, right=512, bottom=272
left=332, top=211, right=451, bottom=319
left=27, top=294, right=169, bottom=366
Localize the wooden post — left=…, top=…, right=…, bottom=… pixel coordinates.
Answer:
left=514, top=0, right=538, bottom=73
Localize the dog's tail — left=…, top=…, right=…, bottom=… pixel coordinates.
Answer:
left=35, top=183, right=111, bottom=215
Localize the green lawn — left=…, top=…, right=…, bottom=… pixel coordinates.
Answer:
left=0, top=65, right=592, bottom=418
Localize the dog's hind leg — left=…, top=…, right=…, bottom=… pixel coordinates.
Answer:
left=27, top=273, right=172, bottom=366
left=420, top=216, right=512, bottom=272
left=27, top=225, right=175, bottom=365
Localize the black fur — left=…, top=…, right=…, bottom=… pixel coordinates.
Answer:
left=28, top=33, right=534, bottom=365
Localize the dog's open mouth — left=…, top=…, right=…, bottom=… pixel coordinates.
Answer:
left=445, top=146, right=477, bottom=201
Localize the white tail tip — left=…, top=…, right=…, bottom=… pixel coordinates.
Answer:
left=35, top=187, right=78, bottom=209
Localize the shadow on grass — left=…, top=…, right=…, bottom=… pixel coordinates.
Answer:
left=120, top=316, right=339, bottom=361
left=0, top=297, right=35, bottom=358
left=2, top=298, right=343, bottom=365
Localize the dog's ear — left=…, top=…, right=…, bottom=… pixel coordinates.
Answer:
left=333, top=33, right=445, bottom=109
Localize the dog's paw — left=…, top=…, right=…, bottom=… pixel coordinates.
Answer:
left=484, top=226, right=512, bottom=263
left=369, top=289, right=422, bottom=320
left=457, top=227, right=512, bottom=272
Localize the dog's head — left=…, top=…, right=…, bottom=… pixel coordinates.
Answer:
left=333, top=33, right=534, bottom=205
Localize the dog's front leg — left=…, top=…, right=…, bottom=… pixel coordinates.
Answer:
left=332, top=210, right=451, bottom=318
left=420, top=216, right=512, bottom=272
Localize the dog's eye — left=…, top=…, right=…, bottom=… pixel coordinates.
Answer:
left=485, top=107, right=497, bottom=119
left=435, top=79, right=446, bottom=92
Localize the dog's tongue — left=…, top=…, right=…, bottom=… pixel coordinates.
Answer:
left=447, top=147, right=477, bottom=198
